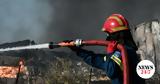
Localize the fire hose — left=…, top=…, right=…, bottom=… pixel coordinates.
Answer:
left=0, top=40, right=129, bottom=84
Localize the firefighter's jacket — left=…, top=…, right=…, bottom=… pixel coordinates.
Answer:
left=73, top=45, right=145, bottom=84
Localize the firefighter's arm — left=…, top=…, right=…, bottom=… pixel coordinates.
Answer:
left=76, top=48, right=110, bottom=69
left=64, top=39, right=121, bottom=78
left=75, top=49, right=121, bottom=78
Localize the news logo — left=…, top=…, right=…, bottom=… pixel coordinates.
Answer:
left=136, top=60, right=155, bottom=79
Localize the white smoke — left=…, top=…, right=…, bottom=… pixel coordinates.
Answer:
left=0, top=0, right=160, bottom=48
left=0, top=0, right=53, bottom=43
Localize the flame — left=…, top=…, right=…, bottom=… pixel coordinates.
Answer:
left=0, top=60, right=28, bottom=78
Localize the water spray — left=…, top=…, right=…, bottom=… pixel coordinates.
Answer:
left=0, top=43, right=49, bottom=52
left=0, top=41, right=75, bottom=52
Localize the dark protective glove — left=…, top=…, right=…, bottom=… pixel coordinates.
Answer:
left=62, top=40, right=82, bottom=51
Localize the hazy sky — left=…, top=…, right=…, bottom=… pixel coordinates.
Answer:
left=0, top=0, right=159, bottom=44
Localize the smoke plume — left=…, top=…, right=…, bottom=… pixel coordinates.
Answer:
left=0, top=0, right=53, bottom=43
left=0, top=0, right=159, bottom=46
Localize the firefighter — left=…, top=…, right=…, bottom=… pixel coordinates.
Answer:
left=64, top=14, right=145, bottom=84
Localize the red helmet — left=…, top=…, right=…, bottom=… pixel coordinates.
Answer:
left=102, top=14, right=129, bottom=33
